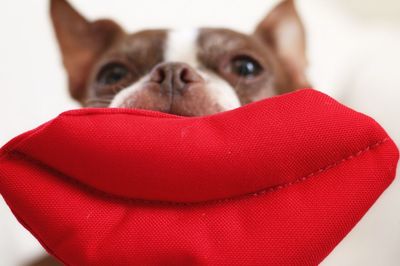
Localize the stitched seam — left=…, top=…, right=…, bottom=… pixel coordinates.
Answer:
left=6, top=138, right=389, bottom=206
left=253, top=137, right=390, bottom=196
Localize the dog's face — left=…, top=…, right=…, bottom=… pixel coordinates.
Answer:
left=51, top=0, right=309, bottom=116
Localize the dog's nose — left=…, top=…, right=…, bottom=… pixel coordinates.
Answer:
left=149, top=62, right=204, bottom=93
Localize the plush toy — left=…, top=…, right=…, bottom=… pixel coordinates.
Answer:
left=0, top=89, right=398, bottom=265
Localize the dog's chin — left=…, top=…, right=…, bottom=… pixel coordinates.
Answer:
left=111, top=83, right=227, bottom=117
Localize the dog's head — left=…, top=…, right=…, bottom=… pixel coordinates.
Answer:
left=50, top=0, right=308, bottom=116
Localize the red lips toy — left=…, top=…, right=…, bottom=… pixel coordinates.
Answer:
left=0, top=89, right=398, bottom=265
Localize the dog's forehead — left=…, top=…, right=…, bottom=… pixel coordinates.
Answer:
left=198, top=28, right=256, bottom=51
left=117, top=28, right=255, bottom=63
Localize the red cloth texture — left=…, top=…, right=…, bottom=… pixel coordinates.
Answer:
left=0, top=89, right=398, bottom=265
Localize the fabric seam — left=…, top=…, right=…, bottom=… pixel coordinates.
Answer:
left=3, top=138, right=390, bottom=206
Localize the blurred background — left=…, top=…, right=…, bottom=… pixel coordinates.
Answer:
left=0, top=0, right=399, bottom=265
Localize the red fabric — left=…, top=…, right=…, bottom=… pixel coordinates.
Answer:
left=0, top=89, right=398, bottom=265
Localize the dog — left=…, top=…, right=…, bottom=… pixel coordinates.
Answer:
left=50, top=0, right=309, bottom=116
left=28, top=0, right=308, bottom=265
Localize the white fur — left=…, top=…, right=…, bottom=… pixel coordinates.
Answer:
left=165, top=29, right=200, bottom=67
left=109, top=77, right=148, bottom=108
left=198, top=70, right=241, bottom=110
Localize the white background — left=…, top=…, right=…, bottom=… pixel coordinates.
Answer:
left=0, top=0, right=399, bottom=265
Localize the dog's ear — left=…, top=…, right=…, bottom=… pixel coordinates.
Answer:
left=254, top=0, right=309, bottom=89
left=50, top=0, right=124, bottom=101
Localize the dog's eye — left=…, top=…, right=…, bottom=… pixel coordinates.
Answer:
left=97, top=64, right=129, bottom=85
left=230, top=56, right=263, bottom=78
